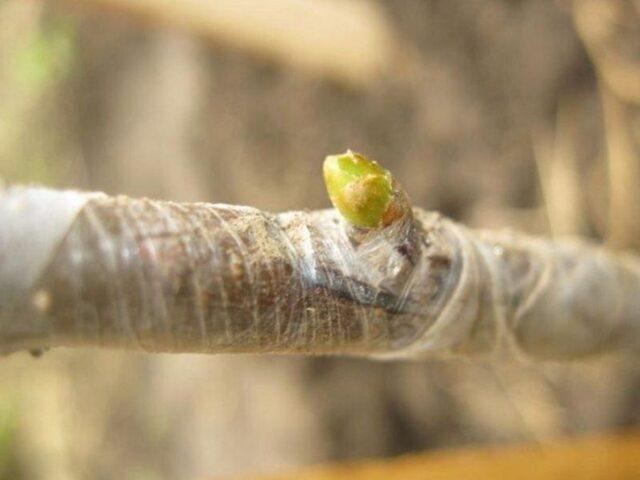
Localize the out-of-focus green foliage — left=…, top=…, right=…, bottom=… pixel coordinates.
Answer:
left=9, top=18, right=75, bottom=91
left=0, top=396, right=24, bottom=480
left=0, top=10, right=77, bottom=185
left=128, top=466, right=165, bottom=480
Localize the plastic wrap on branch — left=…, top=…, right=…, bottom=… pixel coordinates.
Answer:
left=1, top=153, right=640, bottom=361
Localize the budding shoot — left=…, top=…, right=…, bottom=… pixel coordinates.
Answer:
left=323, top=150, right=408, bottom=229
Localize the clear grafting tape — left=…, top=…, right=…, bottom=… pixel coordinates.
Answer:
left=402, top=220, right=640, bottom=361
left=0, top=187, right=103, bottom=303
left=0, top=186, right=639, bottom=360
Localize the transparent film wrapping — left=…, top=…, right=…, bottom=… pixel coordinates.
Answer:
left=0, top=187, right=639, bottom=360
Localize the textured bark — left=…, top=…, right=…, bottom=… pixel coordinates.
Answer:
left=1, top=186, right=640, bottom=360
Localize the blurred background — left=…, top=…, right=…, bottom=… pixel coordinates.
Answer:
left=1, top=0, right=640, bottom=478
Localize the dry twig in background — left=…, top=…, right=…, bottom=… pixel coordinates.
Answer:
left=57, top=0, right=395, bottom=86
left=238, top=432, right=640, bottom=480
left=574, top=0, right=640, bottom=249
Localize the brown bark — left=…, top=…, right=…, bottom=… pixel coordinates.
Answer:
left=2, top=187, right=640, bottom=360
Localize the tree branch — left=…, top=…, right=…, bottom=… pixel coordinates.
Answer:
left=1, top=179, right=639, bottom=361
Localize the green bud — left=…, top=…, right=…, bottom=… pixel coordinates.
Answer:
left=323, top=150, right=394, bottom=229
